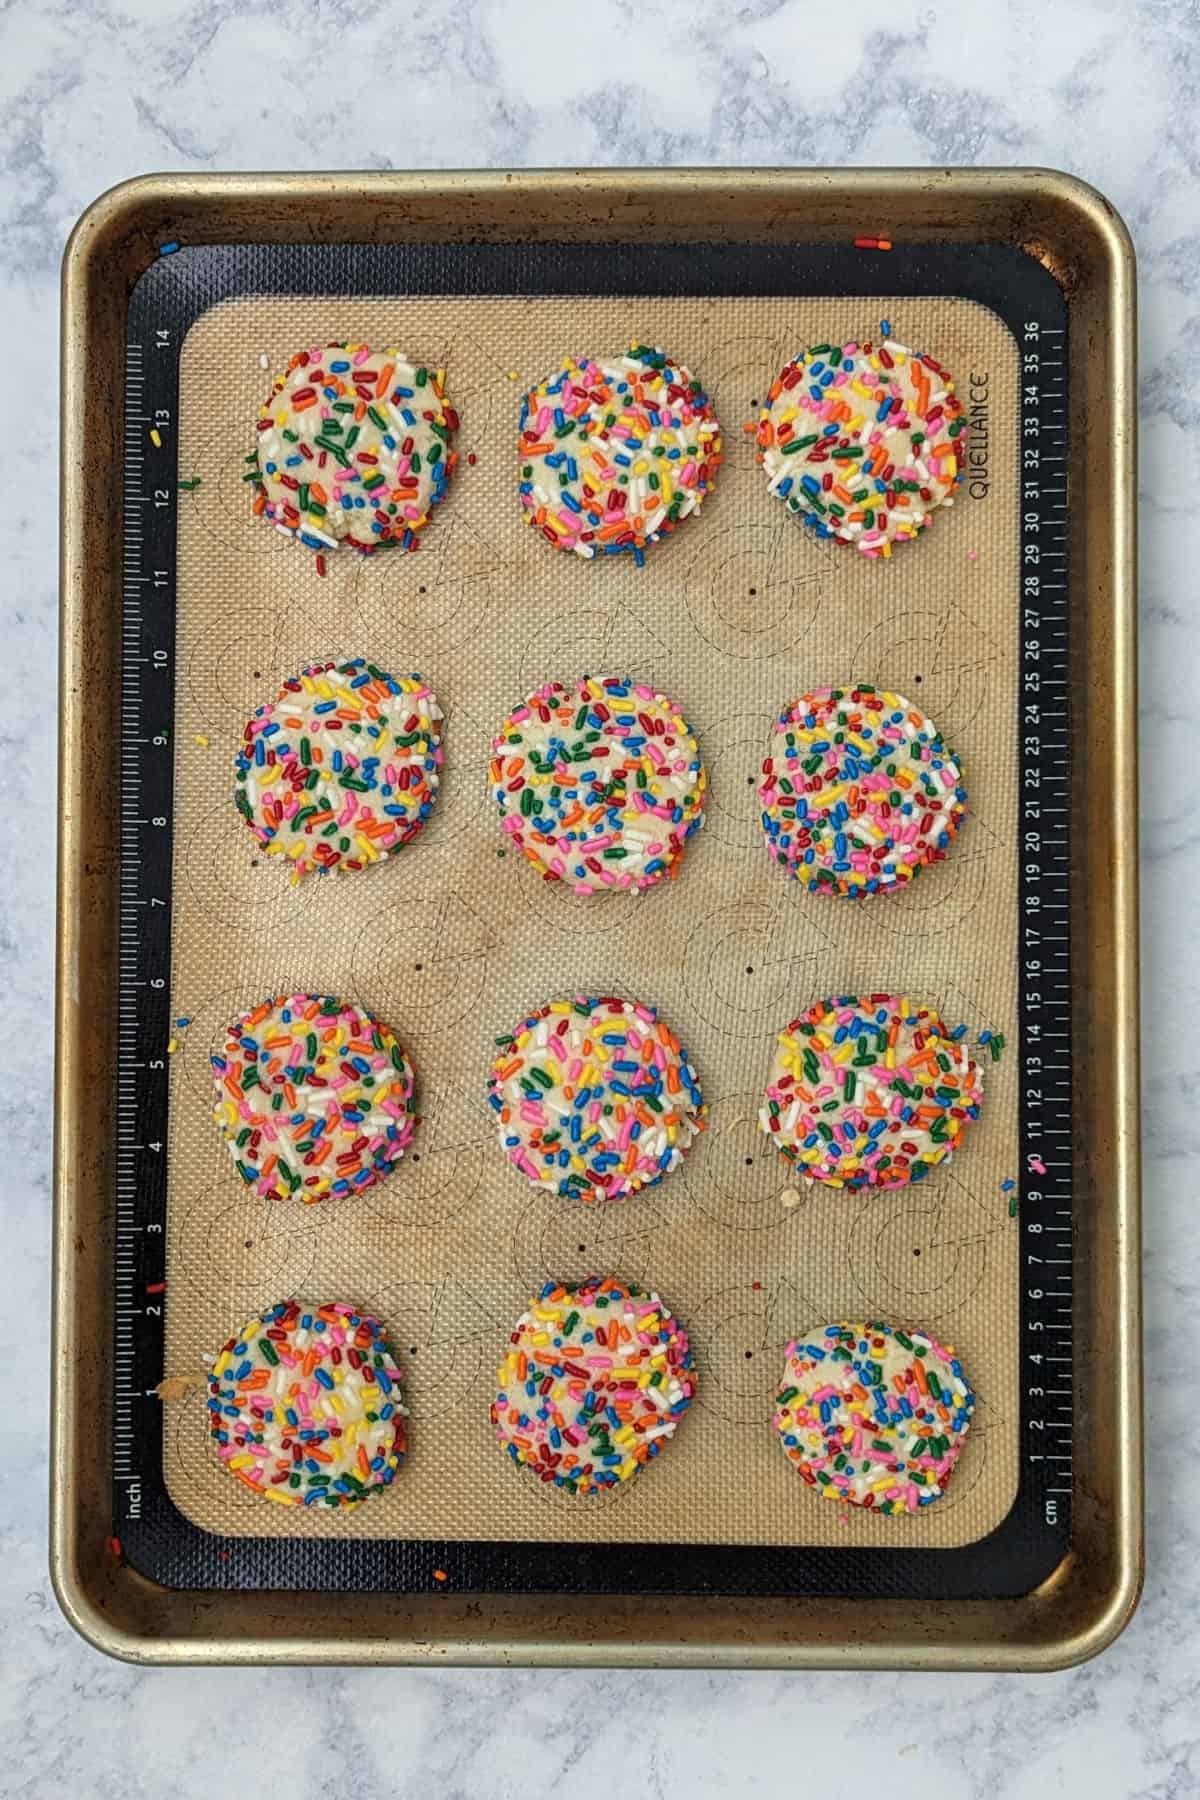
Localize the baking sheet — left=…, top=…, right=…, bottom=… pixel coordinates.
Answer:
left=162, top=291, right=1019, bottom=1551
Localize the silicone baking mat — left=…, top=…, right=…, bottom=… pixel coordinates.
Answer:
left=158, top=277, right=1021, bottom=1571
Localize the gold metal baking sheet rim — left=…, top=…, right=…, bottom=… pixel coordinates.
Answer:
left=53, top=166, right=1142, bottom=1670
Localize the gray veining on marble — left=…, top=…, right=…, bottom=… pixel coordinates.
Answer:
left=0, top=1, right=1190, bottom=1794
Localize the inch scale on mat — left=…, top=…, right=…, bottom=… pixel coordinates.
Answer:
left=1016, top=314, right=1073, bottom=1547
left=114, top=324, right=178, bottom=1526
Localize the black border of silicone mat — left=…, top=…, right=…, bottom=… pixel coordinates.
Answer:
left=117, top=239, right=1071, bottom=1597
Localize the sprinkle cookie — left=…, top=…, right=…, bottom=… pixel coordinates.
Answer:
left=211, top=992, right=416, bottom=1202
left=519, top=345, right=722, bottom=561
left=491, top=1276, right=696, bottom=1493
left=236, top=658, right=443, bottom=882
left=773, top=1321, right=974, bottom=1512
left=489, top=996, right=706, bottom=1204
left=208, top=1299, right=407, bottom=1508
left=760, top=995, right=983, bottom=1189
left=250, top=342, right=458, bottom=553
left=492, top=675, right=706, bottom=894
left=759, top=685, right=966, bottom=895
left=756, top=337, right=965, bottom=555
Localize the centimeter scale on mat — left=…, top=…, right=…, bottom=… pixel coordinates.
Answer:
left=113, top=251, right=1072, bottom=1586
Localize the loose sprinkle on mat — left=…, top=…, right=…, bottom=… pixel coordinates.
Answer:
left=760, top=994, right=984, bottom=1190
left=491, top=1276, right=695, bottom=1493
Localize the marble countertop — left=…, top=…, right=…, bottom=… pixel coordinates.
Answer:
left=1, top=2, right=1189, bottom=1794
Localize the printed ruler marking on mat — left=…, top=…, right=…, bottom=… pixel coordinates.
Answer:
left=1017, top=315, right=1072, bottom=1554
left=114, top=320, right=178, bottom=1526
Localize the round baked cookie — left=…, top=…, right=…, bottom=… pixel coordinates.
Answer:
left=488, top=996, right=706, bottom=1204
left=207, top=1299, right=406, bottom=1508
left=518, top=345, right=722, bottom=561
left=759, top=685, right=966, bottom=896
left=251, top=342, right=458, bottom=553
left=235, top=658, right=443, bottom=881
left=755, top=337, right=965, bottom=556
left=211, top=992, right=416, bottom=1202
left=759, top=994, right=983, bottom=1189
left=773, top=1321, right=974, bottom=1512
left=492, top=675, right=706, bottom=894
left=491, top=1276, right=696, bottom=1493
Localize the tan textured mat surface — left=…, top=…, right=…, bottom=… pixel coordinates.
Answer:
left=162, top=292, right=1018, bottom=1549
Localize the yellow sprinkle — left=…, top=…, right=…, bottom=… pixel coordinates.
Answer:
left=167, top=1038, right=178, bottom=1055
left=194, top=733, right=209, bottom=748
left=263, top=1486, right=299, bottom=1505
left=507, top=369, right=519, bottom=380
left=149, top=428, right=162, bottom=448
